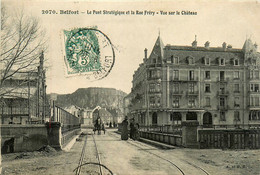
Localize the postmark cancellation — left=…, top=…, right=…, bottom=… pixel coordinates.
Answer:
left=62, top=27, right=115, bottom=80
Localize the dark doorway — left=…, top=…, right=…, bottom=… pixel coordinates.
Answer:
left=186, top=112, right=197, bottom=120
left=203, top=112, right=213, bottom=127
left=152, top=112, right=158, bottom=125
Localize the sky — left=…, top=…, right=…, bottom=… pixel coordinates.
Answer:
left=2, top=0, right=260, bottom=94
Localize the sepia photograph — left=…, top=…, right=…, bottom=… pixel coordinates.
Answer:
left=0, top=0, right=260, bottom=174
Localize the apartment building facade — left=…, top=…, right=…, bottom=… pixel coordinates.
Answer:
left=128, top=36, right=260, bottom=127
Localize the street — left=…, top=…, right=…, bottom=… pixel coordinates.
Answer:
left=2, top=129, right=260, bottom=175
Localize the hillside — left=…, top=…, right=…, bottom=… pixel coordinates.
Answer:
left=48, top=87, right=127, bottom=112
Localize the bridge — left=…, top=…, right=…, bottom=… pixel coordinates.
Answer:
left=1, top=104, right=80, bottom=153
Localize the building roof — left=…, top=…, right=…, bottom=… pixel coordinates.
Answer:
left=149, top=35, right=164, bottom=61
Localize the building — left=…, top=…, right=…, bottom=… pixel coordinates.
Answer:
left=128, top=35, right=260, bottom=128
left=0, top=52, right=49, bottom=124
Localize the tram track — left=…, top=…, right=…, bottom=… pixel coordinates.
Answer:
left=74, top=132, right=113, bottom=175
left=108, top=131, right=210, bottom=175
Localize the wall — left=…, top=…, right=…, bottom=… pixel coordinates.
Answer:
left=1, top=123, right=80, bottom=153
left=1, top=124, right=48, bottom=153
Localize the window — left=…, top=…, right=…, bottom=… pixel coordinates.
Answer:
left=153, top=58, right=156, bottom=63
left=255, top=84, right=259, bottom=92
left=188, top=97, right=195, bottom=107
left=205, top=71, right=210, bottom=79
left=188, top=57, right=194, bottom=64
left=149, top=83, right=156, bottom=92
left=205, top=97, right=210, bottom=107
left=250, top=97, right=254, bottom=106
left=234, top=59, right=239, bottom=66
left=220, top=58, right=225, bottom=66
left=220, top=97, right=225, bottom=107
left=173, top=70, right=179, bottom=80
left=205, top=57, right=210, bottom=65
left=157, top=98, right=161, bottom=107
left=173, top=97, right=179, bottom=108
left=189, top=70, right=194, bottom=80
left=255, top=71, right=259, bottom=79
left=250, top=71, right=254, bottom=79
left=220, top=71, right=225, bottom=81
left=234, top=97, right=240, bottom=107
left=150, top=97, right=156, bottom=107
left=249, top=111, right=260, bottom=120
left=173, top=83, right=179, bottom=93
left=220, top=111, right=226, bottom=121
left=250, top=84, right=254, bottom=91
left=174, top=57, right=179, bottom=64
left=189, top=83, right=195, bottom=93
left=234, top=71, right=240, bottom=79
left=234, top=111, right=240, bottom=121
left=234, top=84, right=240, bottom=92
left=205, top=84, right=211, bottom=93
left=255, top=97, right=260, bottom=106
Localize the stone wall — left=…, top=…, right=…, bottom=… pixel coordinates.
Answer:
left=1, top=124, right=48, bottom=153
left=1, top=123, right=80, bottom=153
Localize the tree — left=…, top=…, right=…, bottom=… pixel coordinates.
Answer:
left=0, top=6, right=46, bottom=96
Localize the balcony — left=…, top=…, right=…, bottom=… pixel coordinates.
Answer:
left=216, top=77, right=229, bottom=82
left=217, top=90, right=229, bottom=96
left=171, top=91, right=183, bottom=96
left=171, top=77, right=198, bottom=82
left=187, top=77, right=199, bottom=82
left=147, top=76, right=162, bottom=81
left=149, top=90, right=162, bottom=94
left=217, top=105, right=229, bottom=110
left=248, top=105, right=260, bottom=110
left=186, top=91, right=199, bottom=96
left=248, top=90, right=260, bottom=94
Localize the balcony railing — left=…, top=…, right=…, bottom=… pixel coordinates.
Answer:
left=186, top=91, right=199, bottom=96
left=147, top=76, right=162, bottom=80
left=217, top=90, right=229, bottom=96
left=216, top=77, right=229, bottom=82
left=248, top=90, right=260, bottom=94
left=199, top=124, right=260, bottom=130
left=171, top=91, right=183, bottom=96
left=217, top=105, right=229, bottom=110
left=171, top=77, right=198, bottom=82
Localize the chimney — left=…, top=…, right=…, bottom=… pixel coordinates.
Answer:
left=222, top=42, right=227, bottom=51
left=144, top=48, right=148, bottom=59
left=204, top=41, right=210, bottom=49
left=192, top=35, right=197, bottom=48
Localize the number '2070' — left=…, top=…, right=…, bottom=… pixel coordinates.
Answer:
left=42, top=10, right=57, bottom=14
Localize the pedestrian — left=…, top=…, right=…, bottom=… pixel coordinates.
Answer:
left=130, top=118, right=135, bottom=139
left=121, top=116, right=129, bottom=140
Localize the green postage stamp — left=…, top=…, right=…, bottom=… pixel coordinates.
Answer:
left=63, top=27, right=115, bottom=80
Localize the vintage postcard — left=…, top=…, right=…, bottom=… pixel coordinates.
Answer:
left=1, top=0, right=260, bottom=174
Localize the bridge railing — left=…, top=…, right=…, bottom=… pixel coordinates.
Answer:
left=199, top=124, right=260, bottom=130
left=139, top=124, right=182, bottom=135
left=52, top=105, right=80, bottom=134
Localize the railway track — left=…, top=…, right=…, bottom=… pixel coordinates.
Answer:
left=108, top=131, right=210, bottom=175
left=74, top=132, right=113, bottom=175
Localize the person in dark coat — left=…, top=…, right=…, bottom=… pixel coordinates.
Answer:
left=130, top=118, right=135, bottom=139
left=121, top=116, right=129, bottom=140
